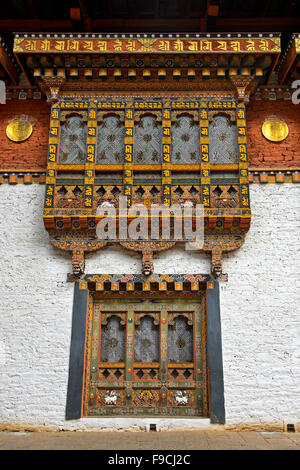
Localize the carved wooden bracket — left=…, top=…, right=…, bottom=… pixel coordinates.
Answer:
left=120, top=240, right=176, bottom=277
left=141, top=248, right=154, bottom=276
left=230, top=75, right=256, bottom=102
left=49, top=232, right=107, bottom=280
left=39, top=76, right=65, bottom=102
left=211, top=249, right=223, bottom=275
left=49, top=231, right=245, bottom=282
left=204, top=233, right=245, bottom=280
left=72, top=249, right=85, bottom=278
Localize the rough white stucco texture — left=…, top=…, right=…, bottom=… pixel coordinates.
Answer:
left=0, top=184, right=299, bottom=430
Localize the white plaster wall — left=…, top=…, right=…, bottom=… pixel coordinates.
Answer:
left=220, top=184, right=300, bottom=426
left=0, top=183, right=299, bottom=430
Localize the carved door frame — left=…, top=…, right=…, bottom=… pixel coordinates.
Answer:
left=66, top=276, right=225, bottom=423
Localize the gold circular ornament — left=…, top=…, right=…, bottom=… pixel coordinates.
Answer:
left=6, top=118, right=33, bottom=142
left=262, top=117, right=289, bottom=142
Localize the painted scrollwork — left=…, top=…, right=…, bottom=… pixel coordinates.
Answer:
left=101, top=312, right=126, bottom=326
left=49, top=232, right=107, bottom=278
left=171, top=110, right=199, bottom=123
left=60, top=110, right=88, bottom=122
left=168, top=312, right=193, bottom=326
left=132, top=389, right=160, bottom=407
left=134, top=312, right=159, bottom=326
left=134, top=110, right=162, bottom=122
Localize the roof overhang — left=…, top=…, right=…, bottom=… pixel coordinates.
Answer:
left=13, top=32, right=281, bottom=90
left=278, top=33, right=300, bottom=84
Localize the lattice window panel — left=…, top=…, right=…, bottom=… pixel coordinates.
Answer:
left=134, top=115, right=162, bottom=163
left=58, top=115, right=87, bottom=164
left=171, top=115, right=199, bottom=164
left=209, top=115, right=238, bottom=164
left=97, top=115, right=125, bottom=164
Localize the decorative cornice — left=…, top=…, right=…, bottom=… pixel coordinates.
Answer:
left=14, top=32, right=281, bottom=40
left=1, top=169, right=299, bottom=185
left=248, top=169, right=300, bottom=184
left=0, top=35, right=20, bottom=84
left=277, top=33, right=300, bottom=84
left=80, top=273, right=220, bottom=290
left=6, top=86, right=42, bottom=100
left=0, top=170, right=46, bottom=184
left=13, top=34, right=281, bottom=55
left=251, top=86, right=292, bottom=101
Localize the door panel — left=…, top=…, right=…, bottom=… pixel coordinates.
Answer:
left=84, top=297, right=208, bottom=417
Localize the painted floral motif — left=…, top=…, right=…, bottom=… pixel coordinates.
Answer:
left=132, top=389, right=160, bottom=407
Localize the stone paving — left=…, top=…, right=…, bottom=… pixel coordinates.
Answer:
left=0, top=431, right=299, bottom=450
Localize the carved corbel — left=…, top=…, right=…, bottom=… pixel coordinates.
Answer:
left=230, top=75, right=256, bottom=102
left=72, top=249, right=85, bottom=278
left=39, top=76, right=65, bottom=102
left=211, top=249, right=223, bottom=276
left=202, top=233, right=247, bottom=281
left=49, top=232, right=107, bottom=281
left=141, top=248, right=154, bottom=276
left=120, top=240, right=176, bottom=277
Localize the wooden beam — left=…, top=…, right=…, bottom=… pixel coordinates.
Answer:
left=78, top=0, right=92, bottom=32
left=70, top=8, right=81, bottom=21
left=0, top=16, right=299, bottom=32
left=258, top=0, right=271, bottom=17
left=204, top=0, right=220, bottom=32
left=25, top=0, right=39, bottom=19
left=0, top=19, right=73, bottom=31
left=216, top=16, right=300, bottom=29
